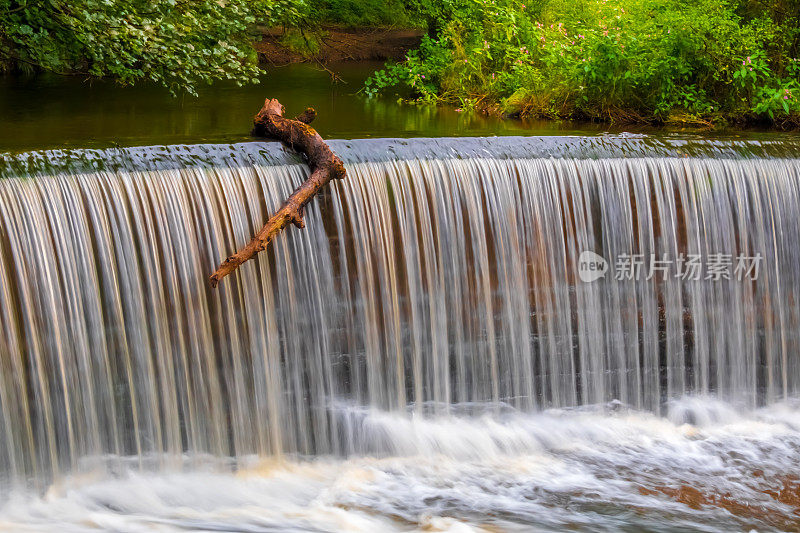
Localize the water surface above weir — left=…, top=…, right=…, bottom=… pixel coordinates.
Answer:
left=2, top=61, right=797, bottom=153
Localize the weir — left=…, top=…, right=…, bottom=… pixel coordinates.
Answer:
left=1, top=136, right=799, bottom=485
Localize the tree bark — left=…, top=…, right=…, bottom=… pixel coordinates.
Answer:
left=209, top=98, right=347, bottom=288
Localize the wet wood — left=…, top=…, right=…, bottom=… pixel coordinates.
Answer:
left=209, top=98, right=346, bottom=288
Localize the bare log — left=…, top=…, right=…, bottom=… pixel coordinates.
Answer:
left=209, top=98, right=346, bottom=288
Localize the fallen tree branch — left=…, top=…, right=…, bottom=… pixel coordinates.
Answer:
left=209, top=98, right=347, bottom=288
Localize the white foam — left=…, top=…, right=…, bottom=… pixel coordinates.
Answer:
left=3, top=398, right=799, bottom=532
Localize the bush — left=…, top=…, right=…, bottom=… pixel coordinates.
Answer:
left=305, top=0, right=417, bottom=28
left=0, top=0, right=303, bottom=95
left=366, top=0, right=800, bottom=126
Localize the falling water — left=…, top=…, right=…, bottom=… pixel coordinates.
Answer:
left=1, top=136, right=800, bottom=530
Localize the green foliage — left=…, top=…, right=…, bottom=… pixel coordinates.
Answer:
left=733, top=51, right=800, bottom=119
left=280, top=28, right=323, bottom=57
left=367, top=0, right=800, bottom=126
left=0, top=0, right=292, bottom=95
left=268, top=0, right=311, bottom=27
left=296, top=0, right=416, bottom=28
left=317, top=0, right=414, bottom=27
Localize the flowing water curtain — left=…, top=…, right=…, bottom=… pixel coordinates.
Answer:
left=0, top=140, right=799, bottom=484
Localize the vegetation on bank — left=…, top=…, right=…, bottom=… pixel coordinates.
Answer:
left=0, top=0, right=306, bottom=95
left=291, top=0, right=418, bottom=27
left=366, top=0, right=800, bottom=127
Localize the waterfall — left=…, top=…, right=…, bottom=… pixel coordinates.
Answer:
left=1, top=136, right=799, bottom=486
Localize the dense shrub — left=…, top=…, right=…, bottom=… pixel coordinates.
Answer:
left=332, top=0, right=413, bottom=27
left=366, top=0, right=800, bottom=126
left=301, top=0, right=417, bottom=28
left=0, top=0, right=303, bottom=95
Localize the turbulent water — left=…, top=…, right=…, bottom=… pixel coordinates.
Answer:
left=1, top=136, right=800, bottom=531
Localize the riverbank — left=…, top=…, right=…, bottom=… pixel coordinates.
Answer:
left=254, top=26, right=423, bottom=66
